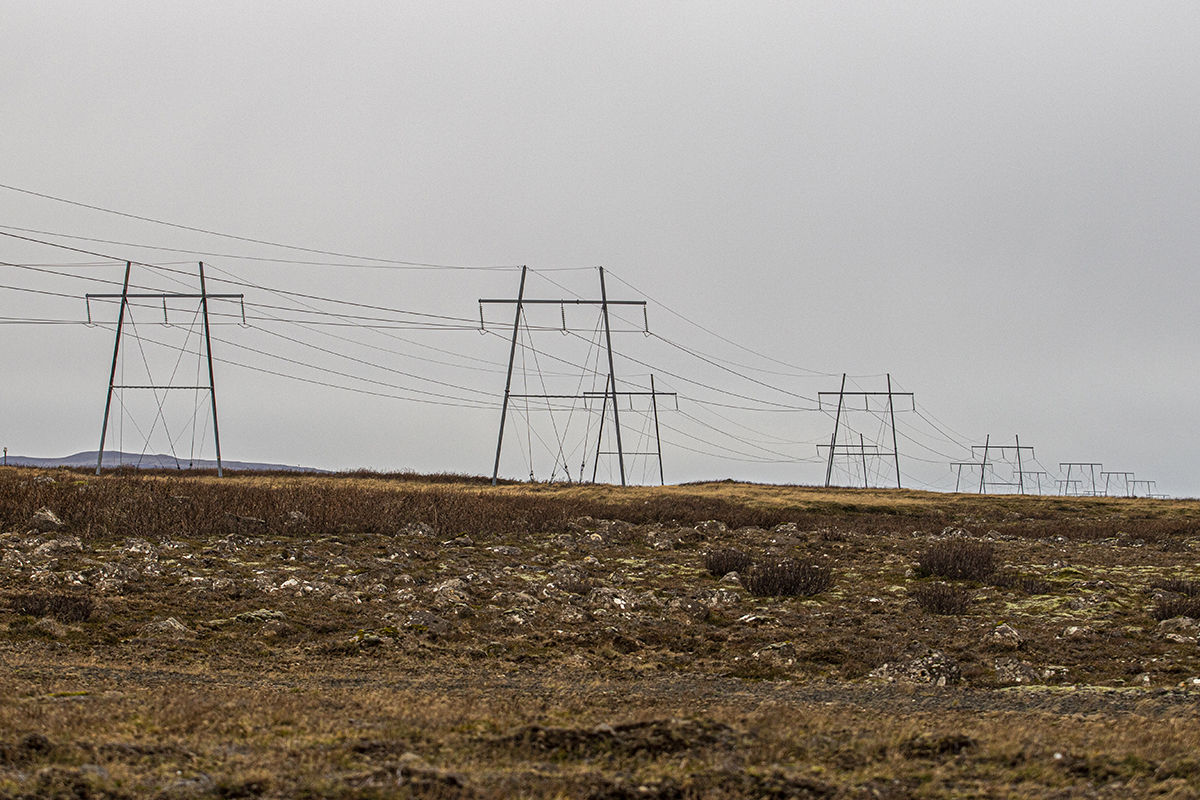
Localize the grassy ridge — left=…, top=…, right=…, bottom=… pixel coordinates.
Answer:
left=3, top=467, right=1197, bottom=542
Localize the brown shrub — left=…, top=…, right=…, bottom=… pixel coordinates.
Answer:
left=704, top=548, right=753, bottom=578
left=1153, top=578, right=1200, bottom=598
left=910, top=583, right=971, bottom=615
left=8, top=592, right=94, bottom=622
left=916, top=540, right=996, bottom=582
left=1153, top=596, right=1200, bottom=622
left=743, top=560, right=833, bottom=598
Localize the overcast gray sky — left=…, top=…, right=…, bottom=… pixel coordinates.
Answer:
left=2, top=2, right=1198, bottom=495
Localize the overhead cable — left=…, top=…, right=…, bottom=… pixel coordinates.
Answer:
left=0, top=183, right=520, bottom=269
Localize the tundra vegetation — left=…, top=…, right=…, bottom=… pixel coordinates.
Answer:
left=1, top=467, right=1200, bottom=798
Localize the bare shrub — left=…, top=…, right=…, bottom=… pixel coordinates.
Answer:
left=743, top=560, right=833, bottom=598
left=1153, top=578, right=1200, bottom=598
left=1153, top=596, right=1200, bottom=621
left=916, top=540, right=996, bottom=582
left=9, top=592, right=94, bottom=622
left=705, top=548, right=753, bottom=578
left=910, top=583, right=970, bottom=615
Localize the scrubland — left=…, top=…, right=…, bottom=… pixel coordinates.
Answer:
left=2, top=467, right=1200, bottom=798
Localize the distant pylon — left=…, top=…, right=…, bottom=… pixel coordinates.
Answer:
left=88, top=262, right=244, bottom=476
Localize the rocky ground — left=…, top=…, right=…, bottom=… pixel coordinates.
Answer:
left=2, top=470, right=1200, bottom=798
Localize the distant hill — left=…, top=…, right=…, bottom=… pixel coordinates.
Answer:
left=2, top=450, right=323, bottom=473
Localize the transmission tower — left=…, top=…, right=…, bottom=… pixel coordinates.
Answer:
left=951, top=435, right=1036, bottom=494
left=818, top=373, right=913, bottom=488
left=1101, top=471, right=1136, bottom=498
left=87, top=262, right=244, bottom=476
left=482, top=266, right=670, bottom=486
left=1131, top=479, right=1161, bottom=498
left=1059, top=463, right=1103, bottom=496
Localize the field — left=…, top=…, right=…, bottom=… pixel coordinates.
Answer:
left=2, top=468, right=1200, bottom=798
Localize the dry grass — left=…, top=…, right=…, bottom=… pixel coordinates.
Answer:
left=1, top=670, right=1199, bottom=799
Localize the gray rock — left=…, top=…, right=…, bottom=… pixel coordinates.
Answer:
left=667, top=598, right=708, bottom=619
left=488, top=545, right=522, bottom=556
left=1060, top=625, right=1094, bottom=640
left=994, top=657, right=1039, bottom=685
left=984, top=623, right=1024, bottom=650
left=402, top=522, right=437, bottom=539
left=258, top=619, right=294, bottom=638
left=33, top=536, right=83, bottom=559
left=431, top=578, right=471, bottom=608
left=698, top=588, right=742, bottom=610
left=138, top=617, right=196, bottom=640
left=353, top=632, right=389, bottom=648
left=1042, top=665, right=1071, bottom=683
left=585, top=587, right=638, bottom=613
left=870, top=648, right=961, bottom=686
left=30, top=507, right=65, bottom=533
left=490, top=590, right=539, bottom=607
left=1158, top=616, right=1200, bottom=644
left=119, top=537, right=158, bottom=557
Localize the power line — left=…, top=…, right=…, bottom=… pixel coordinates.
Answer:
left=96, top=322, right=495, bottom=410
left=0, top=224, right=521, bottom=270
left=606, top=270, right=841, bottom=379
left=0, top=183, right=521, bottom=269
left=650, top=332, right=820, bottom=405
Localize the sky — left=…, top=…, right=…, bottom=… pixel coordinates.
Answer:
left=1, top=2, right=1198, bottom=496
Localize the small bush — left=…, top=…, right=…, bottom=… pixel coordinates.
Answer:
left=744, top=560, right=833, bottom=598
left=910, top=583, right=970, bottom=615
left=705, top=547, right=753, bottom=578
left=916, top=540, right=996, bottom=582
left=9, top=592, right=94, bottom=622
left=1153, top=596, right=1200, bottom=622
left=1153, top=578, right=1200, bottom=598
